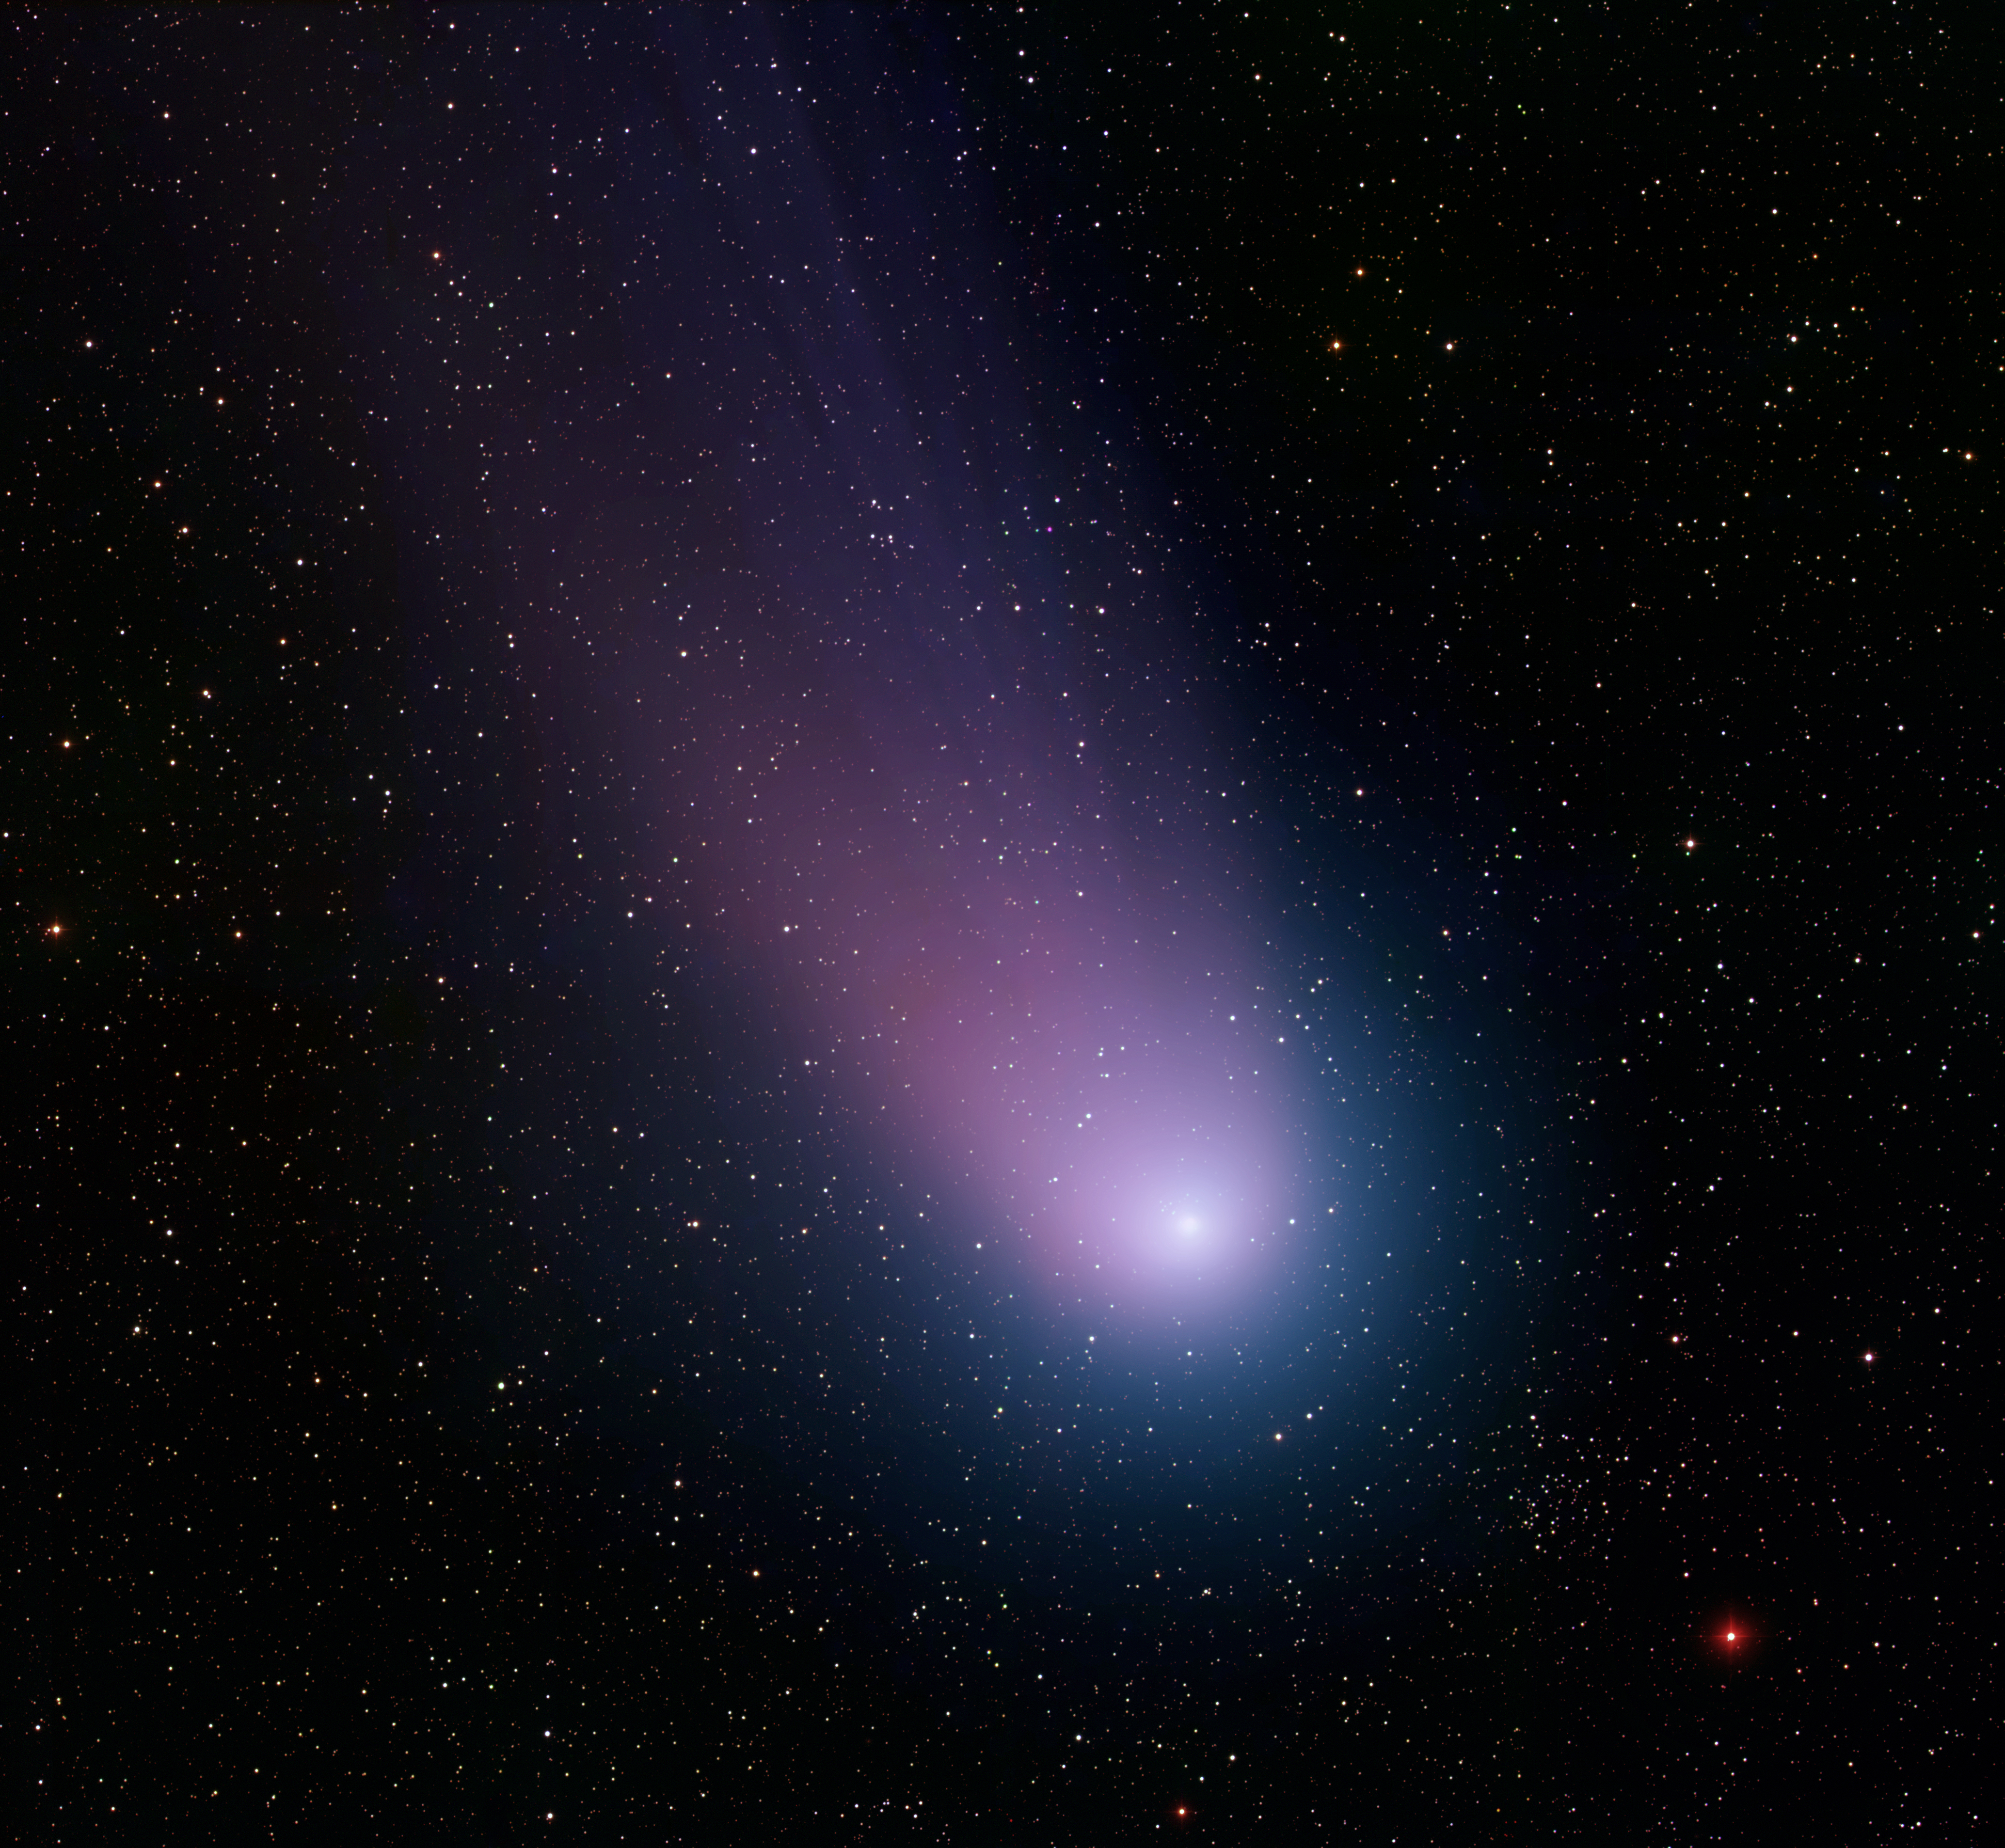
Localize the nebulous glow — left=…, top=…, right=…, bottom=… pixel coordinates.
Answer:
left=995, top=1010, right=1299, bottom=1302
left=497, top=26, right=1323, bottom=1318
left=664, top=741, right=1308, bottom=1313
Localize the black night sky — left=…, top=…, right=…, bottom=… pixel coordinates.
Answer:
left=14, top=5, right=1995, bottom=1842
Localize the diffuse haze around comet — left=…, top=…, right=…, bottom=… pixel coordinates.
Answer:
left=318, top=6, right=1587, bottom=1595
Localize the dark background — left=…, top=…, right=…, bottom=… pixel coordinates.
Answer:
left=10, top=4, right=1995, bottom=1842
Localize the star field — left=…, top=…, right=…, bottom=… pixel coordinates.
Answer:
left=13, top=5, right=1994, bottom=1843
